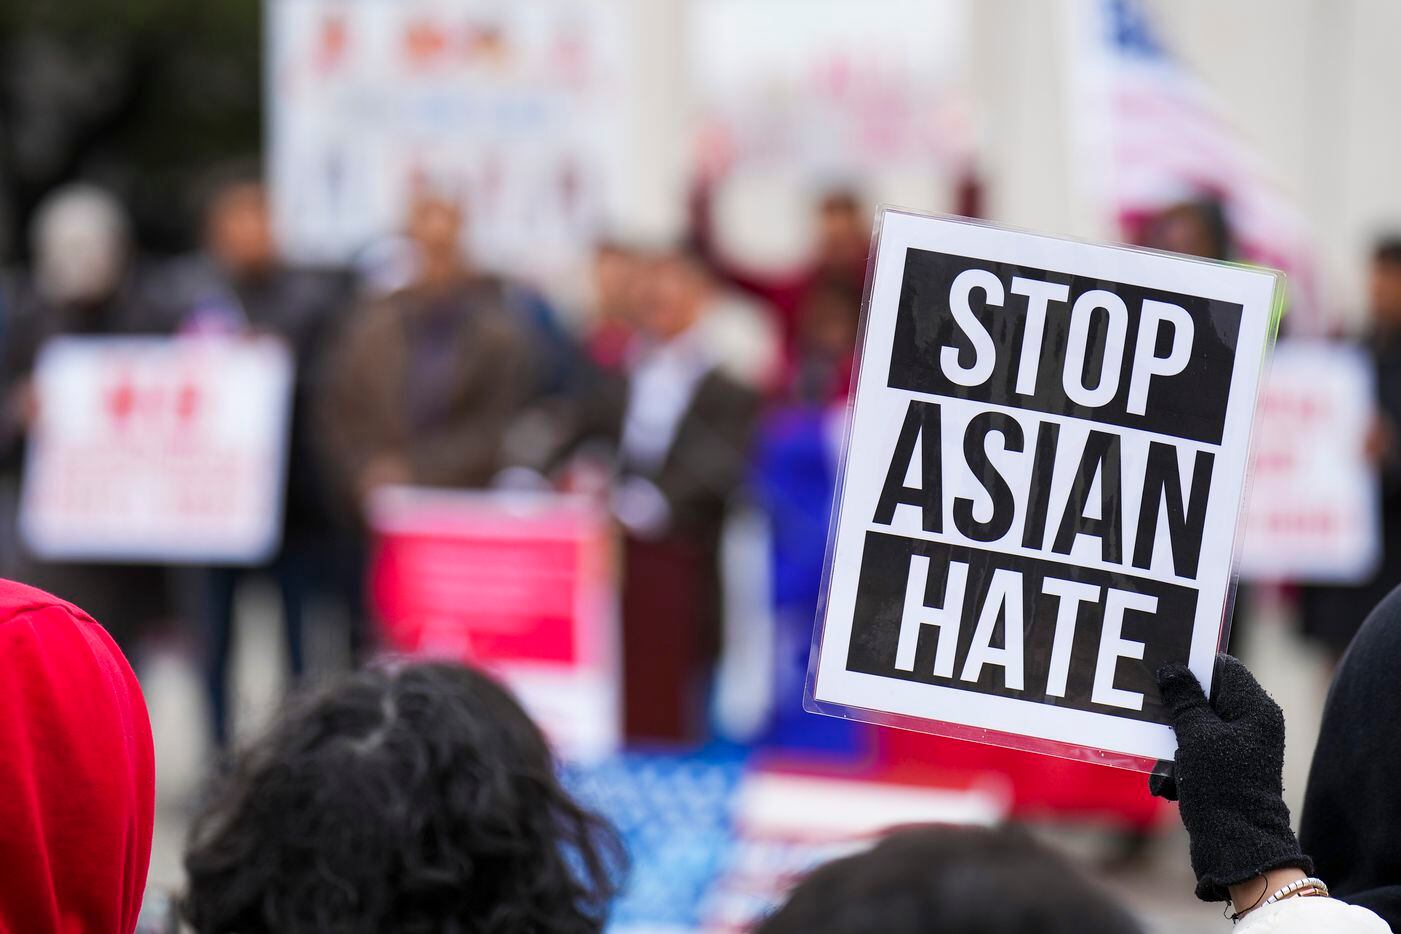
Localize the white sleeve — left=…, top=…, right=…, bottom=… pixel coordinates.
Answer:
left=1234, top=897, right=1392, bottom=933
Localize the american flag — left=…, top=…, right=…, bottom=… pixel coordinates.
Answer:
left=1072, top=0, right=1321, bottom=330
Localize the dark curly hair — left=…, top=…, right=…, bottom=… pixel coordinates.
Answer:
left=756, top=825, right=1142, bottom=934
left=181, top=661, right=626, bottom=934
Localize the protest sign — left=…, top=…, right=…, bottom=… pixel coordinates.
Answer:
left=267, top=0, right=634, bottom=277
left=1239, top=340, right=1380, bottom=583
left=20, top=336, right=293, bottom=565
left=369, top=488, right=619, bottom=762
left=807, top=209, right=1282, bottom=765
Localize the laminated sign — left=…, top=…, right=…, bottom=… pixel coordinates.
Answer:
left=806, top=210, right=1282, bottom=767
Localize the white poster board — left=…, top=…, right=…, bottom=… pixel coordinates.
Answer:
left=20, top=336, right=294, bottom=565
left=266, top=0, right=635, bottom=276
left=1239, top=341, right=1380, bottom=583
left=807, top=209, right=1281, bottom=766
left=687, top=0, right=970, bottom=266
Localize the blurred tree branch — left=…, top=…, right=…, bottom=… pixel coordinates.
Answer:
left=0, top=0, right=262, bottom=257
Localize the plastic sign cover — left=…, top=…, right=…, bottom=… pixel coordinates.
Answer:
left=806, top=209, right=1282, bottom=767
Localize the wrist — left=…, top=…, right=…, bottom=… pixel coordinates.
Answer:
left=1228, top=868, right=1308, bottom=919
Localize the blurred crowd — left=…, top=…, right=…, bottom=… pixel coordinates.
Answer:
left=6, top=168, right=1401, bottom=761
left=7, top=151, right=1401, bottom=934
left=0, top=166, right=876, bottom=751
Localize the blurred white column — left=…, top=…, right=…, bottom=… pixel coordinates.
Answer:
left=967, top=0, right=1110, bottom=241
left=612, top=0, right=691, bottom=245
left=1137, top=0, right=1401, bottom=325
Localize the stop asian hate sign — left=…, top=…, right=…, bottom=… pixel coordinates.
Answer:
left=807, top=210, right=1281, bottom=766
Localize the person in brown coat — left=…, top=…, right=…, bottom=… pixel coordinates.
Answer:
left=318, top=195, right=537, bottom=517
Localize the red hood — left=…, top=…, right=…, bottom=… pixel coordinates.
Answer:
left=0, top=580, right=155, bottom=934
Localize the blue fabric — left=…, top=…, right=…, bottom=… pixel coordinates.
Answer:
left=565, top=749, right=745, bottom=930
left=507, top=284, right=586, bottom=398
left=751, top=407, right=868, bottom=755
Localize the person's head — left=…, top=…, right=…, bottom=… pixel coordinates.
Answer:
left=1144, top=198, right=1233, bottom=261
left=636, top=247, right=711, bottom=341
left=203, top=174, right=278, bottom=280
left=1369, top=236, right=1401, bottom=327
left=0, top=580, right=155, bottom=933
left=30, top=183, right=131, bottom=307
left=814, top=188, right=869, bottom=270
left=793, top=273, right=862, bottom=401
left=592, top=240, right=642, bottom=323
left=756, top=825, right=1142, bottom=934
left=182, top=661, right=624, bottom=934
left=405, top=193, right=467, bottom=290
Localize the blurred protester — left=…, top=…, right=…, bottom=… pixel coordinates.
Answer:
left=1142, top=197, right=1234, bottom=262
left=1301, top=236, right=1401, bottom=659
left=750, top=267, right=862, bottom=751
left=790, top=271, right=863, bottom=404
left=1144, top=195, right=1254, bottom=663
left=162, top=170, right=357, bottom=747
left=181, top=661, right=623, bottom=934
left=552, top=248, right=760, bottom=742
left=755, top=825, right=1143, bottom=934
left=1300, top=584, right=1401, bottom=928
left=586, top=238, right=780, bottom=393
left=0, top=579, right=155, bottom=934
left=583, top=240, right=643, bottom=374
left=0, top=184, right=173, bottom=652
left=318, top=193, right=538, bottom=514
left=691, top=179, right=870, bottom=352
left=1153, top=655, right=1389, bottom=930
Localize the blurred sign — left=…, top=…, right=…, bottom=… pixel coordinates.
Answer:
left=267, top=0, right=634, bottom=275
left=689, top=0, right=970, bottom=267
left=808, top=210, right=1281, bottom=765
left=698, top=767, right=1009, bottom=932
left=690, top=0, right=968, bottom=174
left=1239, top=341, right=1380, bottom=583
left=20, top=336, right=293, bottom=564
left=369, top=488, right=619, bottom=761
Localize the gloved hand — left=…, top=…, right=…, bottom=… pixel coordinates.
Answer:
left=1150, top=654, right=1313, bottom=901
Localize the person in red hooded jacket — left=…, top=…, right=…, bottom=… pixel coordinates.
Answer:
left=0, top=579, right=156, bottom=934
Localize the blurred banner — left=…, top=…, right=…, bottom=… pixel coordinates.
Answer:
left=697, top=767, right=1009, bottom=932
left=1069, top=0, right=1320, bottom=326
left=267, top=0, right=634, bottom=275
left=1239, top=341, right=1381, bottom=583
left=689, top=0, right=968, bottom=175
left=689, top=0, right=969, bottom=265
left=20, top=336, right=293, bottom=564
left=369, top=488, right=619, bottom=762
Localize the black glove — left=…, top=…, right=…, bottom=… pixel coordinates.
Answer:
left=1150, top=654, right=1313, bottom=902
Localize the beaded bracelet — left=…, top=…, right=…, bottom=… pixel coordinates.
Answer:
left=1230, top=876, right=1329, bottom=923
left=1262, top=876, right=1329, bottom=907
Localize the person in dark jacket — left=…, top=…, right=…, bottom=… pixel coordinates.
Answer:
left=1, top=184, right=174, bottom=652
left=1301, top=236, right=1401, bottom=659
left=1299, top=583, right=1401, bottom=929
left=163, top=172, right=356, bottom=747
left=552, top=248, right=760, bottom=742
